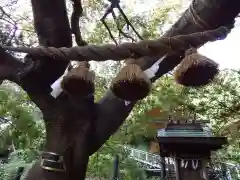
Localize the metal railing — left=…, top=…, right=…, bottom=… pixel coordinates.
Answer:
left=123, top=146, right=175, bottom=169
left=123, top=145, right=239, bottom=179
left=123, top=146, right=162, bottom=168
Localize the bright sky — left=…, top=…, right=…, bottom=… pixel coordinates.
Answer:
left=199, top=21, right=240, bottom=70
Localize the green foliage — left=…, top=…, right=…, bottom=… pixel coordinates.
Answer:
left=0, top=156, right=33, bottom=180
left=87, top=140, right=147, bottom=179
left=0, top=82, right=43, bottom=180
left=118, top=75, right=189, bottom=143
left=187, top=70, right=240, bottom=164
left=85, top=0, right=176, bottom=81
left=0, top=82, right=45, bottom=152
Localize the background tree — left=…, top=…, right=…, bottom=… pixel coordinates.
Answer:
left=0, top=0, right=239, bottom=180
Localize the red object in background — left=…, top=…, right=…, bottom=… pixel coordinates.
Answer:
left=146, top=107, right=162, bottom=117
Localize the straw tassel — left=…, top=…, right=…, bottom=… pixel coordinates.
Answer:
left=61, top=61, right=95, bottom=97
left=174, top=48, right=219, bottom=87
left=111, top=58, right=151, bottom=101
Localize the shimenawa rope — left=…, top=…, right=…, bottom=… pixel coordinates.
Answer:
left=2, top=26, right=228, bottom=62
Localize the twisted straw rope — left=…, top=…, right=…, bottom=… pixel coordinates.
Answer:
left=3, top=26, right=228, bottom=62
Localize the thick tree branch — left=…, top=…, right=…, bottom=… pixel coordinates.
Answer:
left=90, top=0, right=240, bottom=154
left=70, top=0, right=87, bottom=46
left=88, top=91, right=135, bottom=155
left=0, top=48, right=25, bottom=82
left=0, top=50, right=52, bottom=115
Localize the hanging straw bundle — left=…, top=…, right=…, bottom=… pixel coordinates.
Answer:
left=111, top=58, right=151, bottom=101
left=61, top=61, right=95, bottom=97
left=174, top=48, right=219, bottom=87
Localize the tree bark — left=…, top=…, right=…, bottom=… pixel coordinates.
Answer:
left=22, top=0, right=93, bottom=179
left=0, top=0, right=239, bottom=180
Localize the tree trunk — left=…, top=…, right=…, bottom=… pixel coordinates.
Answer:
left=25, top=0, right=95, bottom=179
left=25, top=95, right=96, bottom=180
left=0, top=0, right=239, bottom=180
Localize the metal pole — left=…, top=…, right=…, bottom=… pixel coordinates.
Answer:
left=14, top=167, right=25, bottom=180
left=161, top=156, right=166, bottom=179
left=113, top=155, right=119, bottom=180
